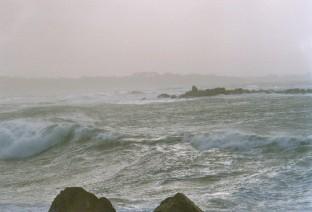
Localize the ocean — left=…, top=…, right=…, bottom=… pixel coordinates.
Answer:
left=0, top=90, right=312, bottom=211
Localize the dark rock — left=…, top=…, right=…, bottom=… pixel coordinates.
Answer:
left=154, top=193, right=203, bottom=212
left=177, top=86, right=312, bottom=99
left=158, top=93, right=171, bottom=98
left=49, top=187, right=116, bottom=212
left=180, top=86, right=255, bottom=98
left=191, top=86, right=198, bottom=93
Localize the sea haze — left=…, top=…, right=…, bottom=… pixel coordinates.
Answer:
left=0, top=73, right=311, bottom=97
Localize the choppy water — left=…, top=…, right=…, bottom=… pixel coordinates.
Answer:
left=0, top=91, right=312, bottom=211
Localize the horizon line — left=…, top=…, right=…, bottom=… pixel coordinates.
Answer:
left=0, top=72, right=311, bottom=80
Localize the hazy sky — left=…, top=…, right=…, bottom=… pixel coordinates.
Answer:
left=1, top=0, right=312, bottom=77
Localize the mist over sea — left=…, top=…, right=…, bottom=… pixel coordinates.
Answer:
left=0, top=88, right=312, bottom=211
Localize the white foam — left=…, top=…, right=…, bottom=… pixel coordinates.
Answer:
left=0, top=204, right=48, bottom=212
left=187, top=131, right=312, bottom=151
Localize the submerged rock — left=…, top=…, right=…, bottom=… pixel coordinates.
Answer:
left=158, top=93, right=178, bottom=99
left=158, top=93, right=171, bottom=98
left=49, top=187, right=116, bottom=212
left=154, top=193, right=203, bottom=212
left=130, top=90, right=144, bottom=95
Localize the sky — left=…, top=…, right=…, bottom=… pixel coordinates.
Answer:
left=0, top=0, right=312, bottom=78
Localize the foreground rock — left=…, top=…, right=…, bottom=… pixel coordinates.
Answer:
left=154, top=193, right=203, bottom=212
left=49, top=187, right=116, bottom=212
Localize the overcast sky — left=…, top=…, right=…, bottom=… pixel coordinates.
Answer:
left=1, top=0, right=312, bottom=78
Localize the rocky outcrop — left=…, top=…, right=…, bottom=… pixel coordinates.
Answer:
left=49, top=187, right=116, bottom=212
left=179, top=86, right=252, bottom=98
left=49, top=188, right=204, bottom=212
left=178, top=86, right=312, bottom=98
left=154, top=193, right=203, bottom=212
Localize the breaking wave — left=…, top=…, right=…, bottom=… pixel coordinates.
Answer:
left=1, top=118, right=311, bottom=161
left=0, top=119, right=120, bottom=160
left=187, top=131, right=312, bottom=152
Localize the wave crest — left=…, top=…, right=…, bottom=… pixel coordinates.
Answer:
left=0, top=119, right=119, bottom=160
left=187, top=131, right=312, bottom=152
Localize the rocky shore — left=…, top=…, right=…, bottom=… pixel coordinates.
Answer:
left=158, top=86, right=312, bottom=99
left=49, top=187, right=203, bottom=212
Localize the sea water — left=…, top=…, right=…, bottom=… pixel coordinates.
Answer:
left=0, top=91, right=311, bottom=211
